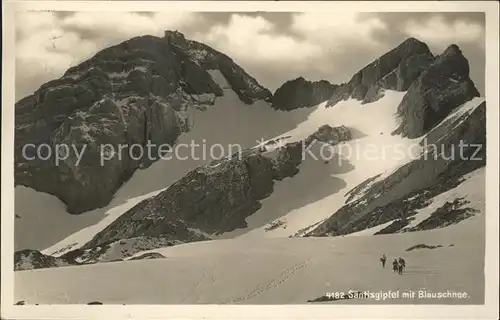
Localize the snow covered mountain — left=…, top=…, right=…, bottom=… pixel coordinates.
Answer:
left=14, top=32, right=486, bottom=304
left=15, top=30, right=272, bottom=217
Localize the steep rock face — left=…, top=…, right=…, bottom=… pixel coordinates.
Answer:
left=392, top=45, right=480, bottom=138
left=379, top=53, right=436, bottom=91
left=272, top=77, right=338, bottom=110
left=82, top=125, right=352, bottom=249
left=15, top=31, right=272, bottom=214
left=308, top=100, right=485, bottom=237
left=14, top=249, right=75, bottom=271
left=327, top=37, right=434, bottom=106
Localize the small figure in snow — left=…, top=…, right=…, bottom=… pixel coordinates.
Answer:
left=380, top=254, right=387, bottom=268
left=398, top=257, right=406, bottom=274
left=397, top=263, right=404, bottom=275
left=392, top=259, right=399, bottom=272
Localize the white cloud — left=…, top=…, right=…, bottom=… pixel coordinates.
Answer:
left=16, top=11, right=58, bottom=39
left=14, top=11, right=484, bottom=100
left=194, top=14, right=322, bottom=64
left=404, top=15, right=484, bottom=48
left=290, top=12, right=387, bottom=48
left=15, top=11, right=201, bottom=99
left=60, top=12, right=199, bottom=46
left=13, top=12, right=390, bottom=98
left=193, top=12, right=387, bottom=72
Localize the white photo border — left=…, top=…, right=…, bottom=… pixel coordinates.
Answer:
left=2, top=1, right=499, bottom=319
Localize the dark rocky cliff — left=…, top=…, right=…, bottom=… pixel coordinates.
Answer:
left=14, top=249, right=76, bottom=271
left=326, top=37, right=435, bottom=106
left=272, top=77, right=338, bottom=110
left=15, top=31, right=272, bottom=214
left=392, top=44, right=480, bottom=138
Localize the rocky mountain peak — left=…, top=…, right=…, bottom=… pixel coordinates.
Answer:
left=442, top=43, right=461, bottom=55
left=14, top=31, right=272, bottom=214
left=270, top=37, right=479, bottom=141
left=399, top=37, right=431, bottom=53
left=268, top=37, right=437, bottom=111
left=325, top=37, right=435, bottom=106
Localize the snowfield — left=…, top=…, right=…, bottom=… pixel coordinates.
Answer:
left=15, top=212, right=484, bottom=304
left=221, top=90, right=423, bottom=238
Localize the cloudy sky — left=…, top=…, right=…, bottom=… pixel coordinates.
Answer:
left=15, top=11, right=485, bottom=101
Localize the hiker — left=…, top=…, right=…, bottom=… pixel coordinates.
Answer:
left=380, top=254, right=387, bottom=268
left=398, top=263, right=404, bottom=275
left=398, top=257, right=406, bottom=274
left=392, top=259, right=398, bottom=272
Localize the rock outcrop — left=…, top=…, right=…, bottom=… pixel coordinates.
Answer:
left=129, top=252, right=166, bottom=261
left=306, top=124, right=352, bottom=145
left=405, top=244, right=444, bottom=251
left=15, top=31, right=272, bottom=214
left=60, top=236, right=187, bottom=264
left=272, top=77, right=338, bottom=110
left=14, top=249, right=76, bottom=271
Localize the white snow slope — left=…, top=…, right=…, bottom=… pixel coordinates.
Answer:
left=220, top=90, right=422, bottom=238
left=15, top=209, right=485, bottom=304
left=231, top=96, right=485, bottom=238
